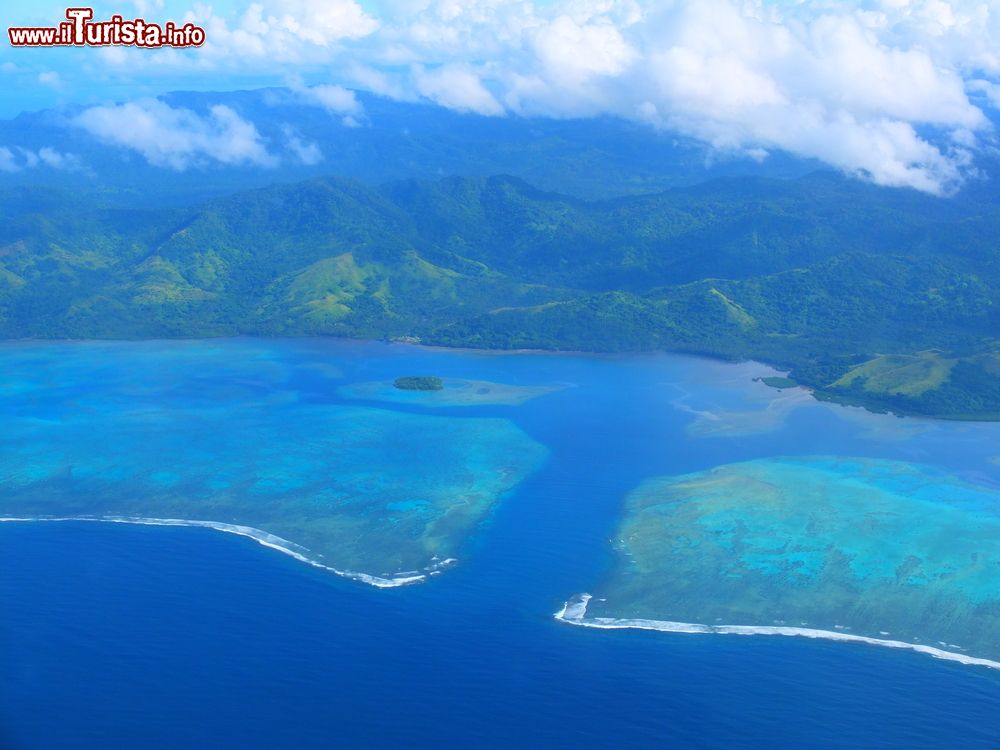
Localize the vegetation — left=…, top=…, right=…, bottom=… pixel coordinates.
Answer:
left=758, top=377, right=798, bottom=390
left=1, top=170, right=999, bottom=419
left=393, top=376, right=444, bottom=391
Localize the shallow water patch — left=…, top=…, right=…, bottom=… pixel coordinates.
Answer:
left=570, top=457, right=1000, bottom=664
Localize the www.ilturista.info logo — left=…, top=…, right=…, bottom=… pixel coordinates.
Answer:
left=8, top=7, right=205, bottom=48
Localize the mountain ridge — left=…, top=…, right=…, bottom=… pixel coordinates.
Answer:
left=1, top=171, right=998, bottom=419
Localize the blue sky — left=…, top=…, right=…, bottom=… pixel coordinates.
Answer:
left=2, top=0, right=999, bottom=194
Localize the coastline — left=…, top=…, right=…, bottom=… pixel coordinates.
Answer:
left=0, top=515, right=456, bottom=588
left=0, top=334, right=993, bottom=423
left=554, top=594, right=1000, bottom=672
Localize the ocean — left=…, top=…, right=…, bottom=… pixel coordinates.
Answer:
left=1, top=339, right=998, bottom=749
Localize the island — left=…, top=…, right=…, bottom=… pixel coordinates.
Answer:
left=393, top=376, right=444, bottom=391
left=755, top=376, right=798, bottom=390
left=341, top=377, right=562, bottom=407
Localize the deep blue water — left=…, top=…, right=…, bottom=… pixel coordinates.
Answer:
left=2, top=339, right=999, bottom=749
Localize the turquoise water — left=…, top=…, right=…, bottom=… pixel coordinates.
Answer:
left=0, top=340, right=546, bottom=583
left=1, top=339, right=999, bottom=748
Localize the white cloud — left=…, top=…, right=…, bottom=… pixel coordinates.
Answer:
left=349, top=0, right=995, bottom=194
left=285, top=78, right=365, bottom=125
left=0, top=146, right=80, bottom=172
left=281, top=125, right=323, bottom=165
left=184, top=0, right=379, bottom=65
left=533, top=15, right=638, bottom=86
left=413, top=64, right=505, bottom=115
left=304, top=83, right=359, bottom=114
left=343, top=63, right=411, bottom=100
left=273, top=0, right=379, bottom=45
left=618, top=0, right=986, bottom=194
left=37, top=147, right=79, bottom=169
left=48, top=0, right=1000, bottom=192
left=73, top=100, right=276, bottom=170
left=969, top=79, right=1000, bottom=109
left=0, top=147, right=18, bottom=173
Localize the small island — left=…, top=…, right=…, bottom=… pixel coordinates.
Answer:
left=755, top=376, right=798, bottom=390
left=342, top=377, right=562, bottom=407
left=393, top=376, right=444, bottom=391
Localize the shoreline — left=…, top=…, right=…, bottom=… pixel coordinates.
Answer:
left=554, top=594, right=1000, bottom=672
left=0, top=334, right=992, bottom=423
left=0, top=515, right=456, bottom=588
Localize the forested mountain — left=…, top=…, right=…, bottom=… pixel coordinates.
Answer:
left=1, top=171, right=998, bottom=419
left=0, top=89, right=817, bottom=206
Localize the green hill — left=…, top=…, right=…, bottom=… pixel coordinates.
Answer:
left=1, top=173, right=998, bottom=419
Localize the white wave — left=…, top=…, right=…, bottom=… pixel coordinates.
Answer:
left=554, top=594, right=1000, bottom=671
left=0, top=515, right=445, bottom=589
